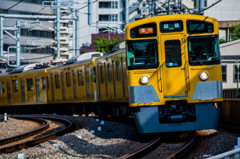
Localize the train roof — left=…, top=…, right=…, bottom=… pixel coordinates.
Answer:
left=2, top=63, right=51, bottom=75
left=125, top=14, right=218, bottom=29
left=66, top=52, right=103, bottom=65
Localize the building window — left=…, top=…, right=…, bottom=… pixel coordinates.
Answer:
left=222, top=65, right=227, bottom=83
left=111, top=1, right=118, bottom=8
left=21, top=29, right=54, bottom=38
left=99, top=1, right=118, bottom=8
left=99, top=14, right=118, bottom=22
left=233, top=65, right=240, bottom=83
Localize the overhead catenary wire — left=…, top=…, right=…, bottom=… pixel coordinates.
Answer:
left=0, top=0, right=24, bottom=14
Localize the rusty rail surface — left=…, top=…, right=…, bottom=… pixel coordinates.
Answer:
left=167, top=134, right=196, bottom=159
left=0, top=115, right=72, bottom=154
left=0, top=117, right=49, bottom=146
left=118, top=138, right=162, bottom=159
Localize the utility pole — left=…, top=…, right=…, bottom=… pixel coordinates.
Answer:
left=0, top=16, right=3, bottom=57
left=125, top=0, right=129, bottom=24
left=75, top=9, right=78, bottom=56
left=56, top=0, right=60, bottom=58
left=16, top=21, right=21, bottom=66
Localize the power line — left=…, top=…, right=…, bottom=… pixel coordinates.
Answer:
left=78, top=0, right=98, bottom=11
left=0, top=0, right=24, bottom=14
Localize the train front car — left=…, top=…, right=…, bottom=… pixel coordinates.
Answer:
left=125, top=14, right=223, bottom=133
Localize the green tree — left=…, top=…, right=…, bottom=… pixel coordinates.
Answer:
left=94, top=36, right=123, bottom=53
left=219, top=38, right=226, bottom=44
left=230, top=24, right=240, bottom=40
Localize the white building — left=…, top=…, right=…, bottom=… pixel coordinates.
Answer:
left=76, top=0, right=126, bottom=50
left=0, top=0, right=56, bottom=68
left=203, top=0, right=240, bottom=41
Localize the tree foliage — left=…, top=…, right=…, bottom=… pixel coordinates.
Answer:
left=230, top=24, right=240, bottom=40
left=94, top=36, right=123, bottom=53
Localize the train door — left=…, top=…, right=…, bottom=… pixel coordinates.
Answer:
left=161, top=34, right=188, bottom=98
left=35, top=76, right=40, bottom=103
left=72, top=70, right=77, bottom=100
left=7, top=79, right=11, bottom=104
left=21, top=78, right=25, bottom=103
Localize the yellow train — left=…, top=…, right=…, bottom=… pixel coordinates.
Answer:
left=0, top=14, right=223, bottom=133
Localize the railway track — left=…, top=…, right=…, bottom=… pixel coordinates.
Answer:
left=0, top=115, right=72, bottom=154
left=118, top=133, right=196, bottom=159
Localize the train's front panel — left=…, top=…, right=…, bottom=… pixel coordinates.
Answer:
left=125, top=15, right=222, bottom=133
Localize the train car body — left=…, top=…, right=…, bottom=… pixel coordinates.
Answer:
left=125, top=14, right=222, bottom=133
left=0, top=64, right=49, bottom=107
left=47, top=52, right=103, bottom=104
left=95, top=43, right=128, bottom=103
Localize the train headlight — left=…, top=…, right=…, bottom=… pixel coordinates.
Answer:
left=199, top=71, right=209, bottom=80
left=141, top=75, right=150, bottom=84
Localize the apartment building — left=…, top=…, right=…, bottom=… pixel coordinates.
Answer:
left=0, top=0, right=56, bottom=69
left=76, top=0, right=126, bottom=50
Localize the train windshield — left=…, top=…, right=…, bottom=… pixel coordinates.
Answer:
left=188, top=36, right=220, bottom=66
left=127, top=39, right=158, bottom=70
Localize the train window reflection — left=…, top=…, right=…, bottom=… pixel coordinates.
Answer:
left=42, top=77, right=46, bottom=90
left=0, top=82, right=4, bottom=94
left=78, top=70, right=84, bottom=86
left=27, top=78, right=33, bottom=91
left=12, top=80, right=19, bottom=93
left=66, top=72, right=71, bottom=88
left=188, top=36, right=220, bottom=66
left=165, top=40, right=182, bottom=67
left=55, top=74, right=60, bottom=89
left=127, top=39, right=158, bottom=70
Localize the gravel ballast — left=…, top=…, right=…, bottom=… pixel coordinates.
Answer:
left=0, top=114, right=239, bottom=159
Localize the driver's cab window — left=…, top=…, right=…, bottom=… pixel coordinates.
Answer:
left=165, top=40, right=182, bottom=67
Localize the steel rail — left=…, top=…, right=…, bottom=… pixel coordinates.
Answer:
left=0, top=117, right=49, bottom=146
left=167, top=134, right=196, bottom=159
left=0, top=116, right=72, bottom=154
left=118, top=138, right=161, bottom=159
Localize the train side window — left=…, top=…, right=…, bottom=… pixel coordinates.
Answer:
left=42, top=77, right=46, bottom=90
left=165, top=40, right=182, bottom=67
left=55, top=74, right=60, bottom=89
left=47, top=76, right=49, bottom=90
left=0, top=82, right=4, bottom=94
left=93, top=68, right=96, bottom=83
left=116, top=61, right=121, bottom=81
left=108, top=63, right=112, bottom=82
left=66, top=72, right=71, bottom=87
left=78, top=70, right=84, bottom=86
left=100, top=66, right=104, bottom=84
left=27, top=78, right=33, bottom=91
left=12, top=80, right=19, bottom=92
